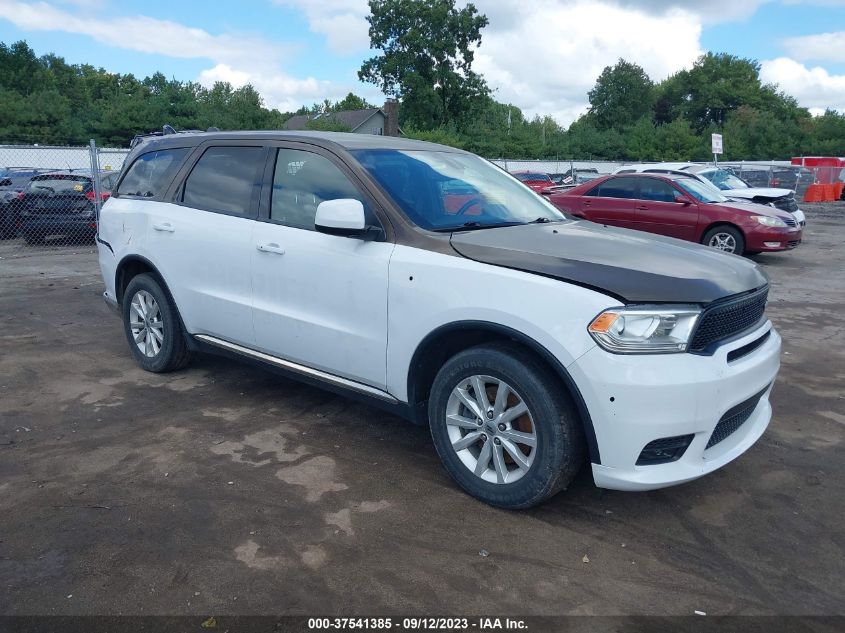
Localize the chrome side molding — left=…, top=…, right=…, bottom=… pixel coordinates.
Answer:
left=194, top=334, right=399, bottom=404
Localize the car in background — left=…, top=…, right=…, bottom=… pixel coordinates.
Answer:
left=548, top=172, right=802, bottom=256
left=550, top=168, right=601, bottom=186
left=614, top=162, right=806, bottom=227
left=0, top=168, right=55, bottom=238
left=18, top=171, right=117, bottom=244
left=511, top=171, right=558, bottom=193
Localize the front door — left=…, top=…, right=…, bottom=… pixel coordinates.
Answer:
left=632, top=177, right=700, bottom=241
left=251, top=145, right=394, bottom=390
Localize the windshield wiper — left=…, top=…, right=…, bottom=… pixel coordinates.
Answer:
left=433, top=221, right=524, bottom=232
left=530, top=217, right=553, bottom=223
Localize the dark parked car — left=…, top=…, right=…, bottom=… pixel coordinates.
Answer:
left=0, top=168, right=54, bottom=238
left=548, top=173, right=802, bottom=256
left=18, top=171, right=117, bottom=244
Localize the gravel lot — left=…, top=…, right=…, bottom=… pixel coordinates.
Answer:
left=1, top=204, right=843, bottom=616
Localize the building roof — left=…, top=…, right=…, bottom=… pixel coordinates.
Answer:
left=282, top=108, right=384, bottom=132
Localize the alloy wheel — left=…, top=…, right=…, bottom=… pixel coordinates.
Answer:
left=445, top=375, right=537, bottom=484
left=129, top=290, right=164, bottom=358
left=708, top=232, right=737, bottom=253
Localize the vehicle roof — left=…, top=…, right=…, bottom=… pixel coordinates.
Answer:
left=610, top=172, right=696, bottom=182
left=129, top=131, right=464, bottom=156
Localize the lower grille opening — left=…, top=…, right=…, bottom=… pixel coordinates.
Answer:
left=637, top=434, right=695, bottom=465
left=727, top=330, right=771, bottom=363
left=706, top=385, right=769, bottom=449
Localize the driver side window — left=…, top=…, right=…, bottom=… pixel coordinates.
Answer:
left=270, top=148, right=372, bottom=231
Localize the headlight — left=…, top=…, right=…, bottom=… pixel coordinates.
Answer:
left=753, top=215, right=787, bottom=228
left=588, top=306, right=701, bottom=354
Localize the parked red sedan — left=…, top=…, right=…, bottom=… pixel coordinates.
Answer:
left=512, top=171, right=558, bottom=193
left=547, top=173, right=802, bottom=256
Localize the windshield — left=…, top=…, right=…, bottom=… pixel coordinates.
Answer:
left=352, top=150, right=565, bottom=231
left=698, top=168, right=749, bottom=191
left=676, top=178, right=729, bottom=203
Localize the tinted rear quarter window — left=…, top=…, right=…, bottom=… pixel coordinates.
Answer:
left=182, top=146, right=265, bottom=216
left=117, top=148, right=190, bottom=198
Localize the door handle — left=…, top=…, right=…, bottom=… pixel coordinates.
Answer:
left=636, top=205, right=649, bottom=210
left=256, top=242, right=285, bottom=255
left=153, top=222, right=175, bottom=232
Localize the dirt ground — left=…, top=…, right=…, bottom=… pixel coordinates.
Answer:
left=1, top=204, right=843, bottom=617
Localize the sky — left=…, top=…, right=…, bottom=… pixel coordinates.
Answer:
left=1, top=0, right=844, bottom=125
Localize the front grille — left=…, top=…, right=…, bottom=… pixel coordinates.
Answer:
left=689, top=287, right=768, bottom=353
left=706, top=385, right=769, bottom=449
left=787, top=240, right=801, bottom=249
left=772, top=195, right=798, bottom=213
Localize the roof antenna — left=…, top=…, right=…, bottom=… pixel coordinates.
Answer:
left=207, top=127, right=220, bottom=132
left=162, top=125, right=176, bottom=135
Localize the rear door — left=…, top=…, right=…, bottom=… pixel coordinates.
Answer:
left=144, top=143, right=267, bottom=347
left=576, top=177, right=639, bottom=229
left=631, top=177, right=700, bottom=241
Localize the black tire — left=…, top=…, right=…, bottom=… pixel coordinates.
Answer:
left=122, top=273, right=191, bottom=373
left=702, top=225, right=745, bottom=256
left=23, top=232, right=43, bottom=245
left=428, top=342, right=585, bottom=509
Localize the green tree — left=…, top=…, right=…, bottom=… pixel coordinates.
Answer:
left=587, top=59, right=655, bottom=130
left=333, top=92, right=374, bottom=111
left=359, top=0, right=489, bottom=129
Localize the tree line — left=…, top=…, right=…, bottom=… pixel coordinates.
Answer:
left=1, top=0, right=844, bottom=159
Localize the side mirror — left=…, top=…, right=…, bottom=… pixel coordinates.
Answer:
left=315, top=199, right=368, bottom=237
left=674, top=195, right=691, bottom=206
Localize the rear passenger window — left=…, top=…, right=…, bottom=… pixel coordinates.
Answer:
left=597, top=177, right=638, bottom=199
left=117, top=148, right=189, bottom=198
left=182, top=146, right=265, bottom=216
left=270, top=148, right=367, bottom=230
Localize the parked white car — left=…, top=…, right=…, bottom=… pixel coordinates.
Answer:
left=97, top=131, right=781, bottom=508
left=615, top=162, right=806, bottom=226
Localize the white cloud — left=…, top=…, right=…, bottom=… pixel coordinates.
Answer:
left=0, top=0, right=357, bottom=112
left=473, top=0, right=704, bottom=124
left=760, top=57, right=845, bottom=112
left=784, top=31, right=845, bottom=63
left=273, top=0, right=371, bottom=54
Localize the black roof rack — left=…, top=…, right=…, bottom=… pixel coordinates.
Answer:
left=129, top=125, right=220, bottom=149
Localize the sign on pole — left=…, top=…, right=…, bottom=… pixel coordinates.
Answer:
left=711, top=133, right=723, bottom=155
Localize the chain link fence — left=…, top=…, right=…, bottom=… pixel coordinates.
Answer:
left=0, top=142, right=129, bottom=259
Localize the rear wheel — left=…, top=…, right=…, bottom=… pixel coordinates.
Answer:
left=702, top=225, right=745, bottom=256
left=122, top=273, right=191, bottom=373
left=23, top=232, right=43, bottom=245
left=428, top=343, right=585, bottom=509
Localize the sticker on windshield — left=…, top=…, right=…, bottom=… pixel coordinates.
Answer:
left=73, top=184, right=84, bottom=192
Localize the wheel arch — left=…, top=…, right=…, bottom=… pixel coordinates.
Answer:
left=407, top=320, right=601, bottom=464
left=700, top=221, right=745, bottom=245
left=115, top=254, right=171, bottom=306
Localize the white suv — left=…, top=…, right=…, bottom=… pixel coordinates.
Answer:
left=97, top=131, right=781, bottom=508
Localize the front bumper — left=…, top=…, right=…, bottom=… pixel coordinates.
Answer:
left=103, top=291, right=120, bottom=316
left=569, top=321, right=781, bottom=491
left=745, top=225, right=803, bottom=251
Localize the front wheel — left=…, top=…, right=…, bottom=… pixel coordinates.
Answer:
left=428, top=343, right=585, bottom=509
left=122, top=273, right=191, bottom=373
left=702, top=225, right=745, bottom=256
